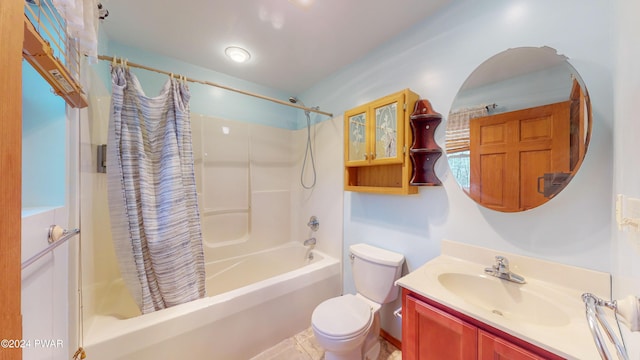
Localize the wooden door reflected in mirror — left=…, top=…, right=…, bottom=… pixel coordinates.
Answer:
left=446, top=47, right=591, bottom=212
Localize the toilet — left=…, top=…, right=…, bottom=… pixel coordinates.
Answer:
left=311, top=243, right=405, bottom=360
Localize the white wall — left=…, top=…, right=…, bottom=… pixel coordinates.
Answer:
left=78, top=67, right=119, bottom=330
left=612, top=0, right=640, bottom=356
left=290, top=115, right=344, bottom=263
left=301, top=0, right=615, bottom=341
left=21, top=209, right=71, bottom=360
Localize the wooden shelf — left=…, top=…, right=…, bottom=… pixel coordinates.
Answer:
left=409, top=99, right=442, bottom=186
left=22, top=15, right=88, bottom=108
left=345, top=164, right=418, bottom=195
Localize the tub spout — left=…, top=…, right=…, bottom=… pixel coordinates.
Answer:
left=304, top=237, right=316, bottom=246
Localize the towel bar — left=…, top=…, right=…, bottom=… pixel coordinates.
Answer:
left=22, top=226, right=80, bottom=270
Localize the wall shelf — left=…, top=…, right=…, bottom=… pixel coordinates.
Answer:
left=22, top=14, right=88, bottom=108
left=344, top=89, right=419, bottom=195
left=409, top=99, right=442, bottom=186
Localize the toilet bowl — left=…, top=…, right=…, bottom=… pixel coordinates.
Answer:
left=311, top=294, right=374, bottom=360
left=311, top=244, right=404, bottom=360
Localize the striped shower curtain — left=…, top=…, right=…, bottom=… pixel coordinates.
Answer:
left=106, top=64, right=206, bottom=314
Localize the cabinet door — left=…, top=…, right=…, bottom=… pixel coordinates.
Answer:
left=345, top=104, right=369, bottom=166
left=404, top=296, right=477, bottom=360
left=370, top=92, right=405, bottom=165
left=478, top=330, right=545, bottom=360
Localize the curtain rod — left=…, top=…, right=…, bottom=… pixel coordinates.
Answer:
left=97, top=55, right=333, bottom=118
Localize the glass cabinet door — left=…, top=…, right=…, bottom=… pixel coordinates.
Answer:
left=345, top=106, right=369, bottom=166
left=372, top=94, right=404, bottom=164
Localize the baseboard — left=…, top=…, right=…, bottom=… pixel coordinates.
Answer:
left=380, top=329, right=401, bottom=350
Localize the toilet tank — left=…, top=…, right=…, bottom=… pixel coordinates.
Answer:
left=350, top=244, right=405, bottom=304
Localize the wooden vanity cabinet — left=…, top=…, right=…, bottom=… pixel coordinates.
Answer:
left=478, top=330, right=545, bottom=360
left=402, top=289, right=563, bottom=360
left=404, top=294, right=477, bottom=359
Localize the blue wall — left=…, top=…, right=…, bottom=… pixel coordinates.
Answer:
left=92, top=42, right=303, bottom=130
left=22, top=62, right=67, bottom=209
left=297, top=0, right=614, bottom=340
left=302, top=0, right=613, bottom=272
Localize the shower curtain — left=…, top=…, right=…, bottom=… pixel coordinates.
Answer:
left=106, top=64, right=206, bottom=314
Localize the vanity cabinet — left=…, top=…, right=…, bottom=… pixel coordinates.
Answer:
left=478, top=330, right=544, bottom=360
left=402, top=290, right=563, bottom=360
left=344, top=89, right=419, bottom=195
left=404, top=294, right=477, bottom=359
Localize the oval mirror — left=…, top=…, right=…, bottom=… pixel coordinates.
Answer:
left=446, top=46, right=591, bottom=212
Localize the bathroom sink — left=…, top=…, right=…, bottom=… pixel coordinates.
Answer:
left=437, top=272, right=570, bottom=327
left=395, top=241, right=614, bottom=360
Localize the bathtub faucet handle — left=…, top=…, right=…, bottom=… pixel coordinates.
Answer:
left=307, top=216, right=319, bottom=232
left=304, top=237, right=316, bottom=247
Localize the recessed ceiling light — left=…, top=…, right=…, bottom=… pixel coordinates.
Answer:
left=289, top=0, right=314, bottom=8
left=225, top=46, right=251, bottom=63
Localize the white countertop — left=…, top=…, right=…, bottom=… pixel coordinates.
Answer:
left=395, top=240, right=616, bottom=360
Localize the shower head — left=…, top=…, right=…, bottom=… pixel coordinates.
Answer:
left=288, top=96, right=306, bottom=107
left=288, top=96, right=320, bottom=114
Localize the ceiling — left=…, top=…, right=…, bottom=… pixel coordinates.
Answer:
left=100, top=0, right=452, bottom=95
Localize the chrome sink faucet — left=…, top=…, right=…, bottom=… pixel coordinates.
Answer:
left=484, top=256, right=526, bottom=284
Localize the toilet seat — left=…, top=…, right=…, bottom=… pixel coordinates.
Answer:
left=312, top=294, right=373, bottom=339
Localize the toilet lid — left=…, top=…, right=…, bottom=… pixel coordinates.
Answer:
left=312, top=294, right=372, bottom=338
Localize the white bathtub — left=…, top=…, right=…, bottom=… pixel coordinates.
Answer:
left=83, top=242, right=341, bottom=359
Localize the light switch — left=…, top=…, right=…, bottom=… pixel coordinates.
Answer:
left=627, top=197, right=640, bottom=222
left=616, top=194, right=640, bottom=231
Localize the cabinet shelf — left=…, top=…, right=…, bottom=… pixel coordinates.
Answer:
left=410, top=148, right=441, bottom=154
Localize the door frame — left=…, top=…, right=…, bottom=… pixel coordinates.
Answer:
left=1, top=1, right=25, bottom=359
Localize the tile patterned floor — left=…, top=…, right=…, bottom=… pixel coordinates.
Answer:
left=250, top=327, right=401, bottom=360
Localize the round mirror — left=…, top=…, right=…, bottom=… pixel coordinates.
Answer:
left=446, top=46, right=591, bottom=212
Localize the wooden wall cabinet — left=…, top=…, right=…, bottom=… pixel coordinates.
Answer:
left=402, top=290, right=563, bottom=360
left=344, top=89, right=419, bottom=195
